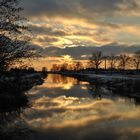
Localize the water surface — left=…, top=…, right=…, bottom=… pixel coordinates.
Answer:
left=24, top=74, right=140, bottom=140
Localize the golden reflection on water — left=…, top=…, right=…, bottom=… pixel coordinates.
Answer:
left=25, top=96, right=140, bottom=127
left=38, top=74, right=78, bottom=90
left=25, top=75, right=140, bottom=140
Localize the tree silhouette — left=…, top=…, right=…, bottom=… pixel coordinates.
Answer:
left=108, top=54, right=118, bottom=74
left=119, top=54, right=130, bottom=70
left=133, top=51, right=140, bottom=70
left=74, top=61, right=83, bottom=71
left=103, top=56, right=108, bottom=70
left=0, top=0, right=40, bottom=71
left=89, top=51, right=103, bottom=73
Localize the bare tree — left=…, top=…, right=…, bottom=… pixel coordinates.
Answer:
left=133, top=51, right=140, bottom=70
left=74, top=61, right=83, bottom=71
left=51, top=64, right=60, bottom=71
left=0, top=0, right=40, bottom=71
left=103, top=56, right=108, bottom=70
left=119, top=54, right=130, bottom=70
left=108, top=54, right=118, bottom=74
left=60, top=63, right=69, bottom=71
left=89, top=51, right=103, bottom=73
left=42, top=67, right=48, bottom=72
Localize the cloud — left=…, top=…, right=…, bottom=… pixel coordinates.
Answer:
left=29, top=17, right=140, bottom=49
left=30, top=24, right=68, bottom=36
left=37, top=44, right=140, bottom=60
left=21, top=0, right=140, bottom=18
left=21, top=0, right=140, bottom=33
left=19, top=0, right=140, bottom=68
left=31, top=43, right=140, bottom=70
left=36, top=36, right=59, bottom=43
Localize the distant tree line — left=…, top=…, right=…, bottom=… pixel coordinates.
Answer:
left=51, top=50, right=140, bottom=74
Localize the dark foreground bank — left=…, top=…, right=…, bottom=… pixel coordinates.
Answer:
left=0, top=70, right=47, bottom=140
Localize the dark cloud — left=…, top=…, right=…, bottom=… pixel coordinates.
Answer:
left=21, top=0, right=140, bottom=19
left=30, top=24, right=68, bottom=36
left=52, top=29, right=68, bottom=36
left=37, top=44, right=140, bottom=59
left=30, top=125, right=140, bottom=140
left=20, top=0, right=140, bottom=55
left=37, top=36, right=59, bottom=43
left=80, top=0, right=139, bottom=14
left=21, top=0, right=140, bottom=41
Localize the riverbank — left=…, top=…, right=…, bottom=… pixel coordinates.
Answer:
left=0, top=70, right=47, bottom=86
left=50, top=71, right=140, bottom=83
left=49, top=72, right=140, bottom=99
left=0, top=70, right=47, bottom=114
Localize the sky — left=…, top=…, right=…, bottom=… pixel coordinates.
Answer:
left=20, top=0, right=140, bottom=69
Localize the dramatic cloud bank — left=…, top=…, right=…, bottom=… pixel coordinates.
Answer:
left=20, top=0, right=140, bottom=68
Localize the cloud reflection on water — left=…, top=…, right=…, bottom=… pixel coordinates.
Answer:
left=25, top=75, right=140, bottom=140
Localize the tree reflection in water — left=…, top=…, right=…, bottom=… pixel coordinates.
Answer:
left=0, top=74, right=45, bottom=140
left=51, top=74, right=78, bottom=85
left=87, top=79, right=140, bottom=105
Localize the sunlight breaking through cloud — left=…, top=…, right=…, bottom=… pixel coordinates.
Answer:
left=19, top=0, right=140, bottom=68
